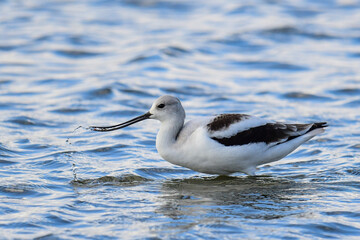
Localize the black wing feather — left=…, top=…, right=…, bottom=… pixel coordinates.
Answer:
left=211, top=122, right=327, bottom=147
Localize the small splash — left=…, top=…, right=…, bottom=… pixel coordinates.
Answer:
left=73, top=126, right=86, bottom=133
left=66, top=126, right=89, bottom=145
left=72, top=163, right=78, bottom=181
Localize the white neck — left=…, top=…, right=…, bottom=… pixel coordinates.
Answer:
left=156, top=117, right=184, bottom=160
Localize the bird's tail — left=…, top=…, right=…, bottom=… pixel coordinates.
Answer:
left=308, top=122, right=328, bottom=132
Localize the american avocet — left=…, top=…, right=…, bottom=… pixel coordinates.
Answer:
left=90, top=95, right=327, bottom=175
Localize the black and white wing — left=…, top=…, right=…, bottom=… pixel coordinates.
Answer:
left=207, top=114, right=327, bottom=147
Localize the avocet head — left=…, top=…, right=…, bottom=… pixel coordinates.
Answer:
left=90, top=95, right=185, bottom=132
left=149, top=95, right=185, bottom=122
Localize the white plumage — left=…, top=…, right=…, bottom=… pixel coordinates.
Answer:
left=91, top=95, right=327, bottom=175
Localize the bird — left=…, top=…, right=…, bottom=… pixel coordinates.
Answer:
left=90, top=95, right=327, bottom=176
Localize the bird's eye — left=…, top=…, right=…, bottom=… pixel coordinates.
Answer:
left=157, top=103, right=165, bottom=109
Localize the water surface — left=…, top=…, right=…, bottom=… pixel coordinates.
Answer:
left=1, top=0, right=360, bottom=239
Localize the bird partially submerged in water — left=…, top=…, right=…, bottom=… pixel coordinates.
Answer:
left=90, top=95, right=327, bottom=175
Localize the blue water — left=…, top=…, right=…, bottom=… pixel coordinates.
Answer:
left=1, top=0, right=360, bottom=239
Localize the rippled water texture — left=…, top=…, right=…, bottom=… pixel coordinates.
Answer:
left=1, top=0, right=360, bottom=239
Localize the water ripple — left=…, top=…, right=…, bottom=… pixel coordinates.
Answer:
left=261, top=26, right=337, bottom=41
left=282, top=92, right=333, bottom=101
left=231, top=60, right=308, bottom=71
left=71, top=174, right=152, bottom=187
left=7, top=116, right=61, bottom=128
left=53, top=49, right=103, bottom=58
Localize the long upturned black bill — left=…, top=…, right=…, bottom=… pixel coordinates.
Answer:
left=89, top=112, right=152, bottom=132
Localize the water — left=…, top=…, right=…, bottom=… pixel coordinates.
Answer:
left=1, top=0, right=360, bottom=239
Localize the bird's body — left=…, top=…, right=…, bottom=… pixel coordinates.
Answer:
left=91, top=95, right=327, bottom=175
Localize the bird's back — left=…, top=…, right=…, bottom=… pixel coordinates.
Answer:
left=171, top=114, right=327, bottom=175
